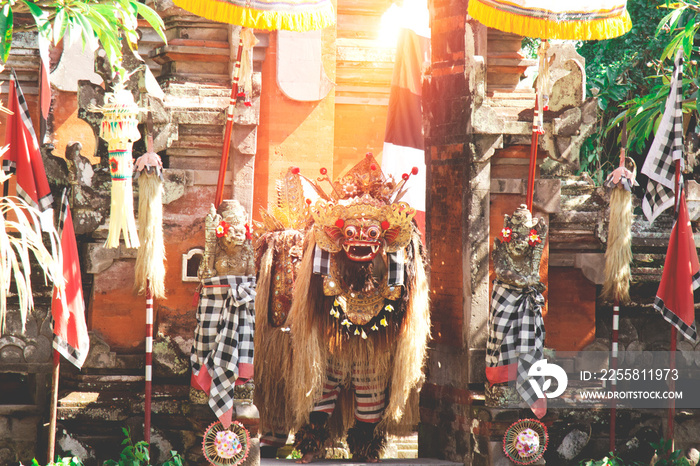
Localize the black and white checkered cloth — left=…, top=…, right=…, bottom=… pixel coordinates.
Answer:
left=313, top=245, right=331, bottom=275
left=655, top=295, right=698, bottom=342
left=387, top=250, right=404, bottom=286
left=642, top=52, right=684, bottom=224
left=191, top=275, right=256, bottom=420
left=486, top=280, right=545, bottom=411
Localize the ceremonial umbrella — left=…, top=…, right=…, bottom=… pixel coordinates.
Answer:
left=467, top=0, right=632, bottom=210
left=171, top=0, right=336, bottom=208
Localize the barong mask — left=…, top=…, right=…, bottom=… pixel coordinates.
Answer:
left=308, top=154, right=417, bottom=262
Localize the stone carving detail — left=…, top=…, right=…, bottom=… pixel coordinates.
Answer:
left=199, top=200, right=254, bottom=279
left=493, top=204, right=548, bottom=291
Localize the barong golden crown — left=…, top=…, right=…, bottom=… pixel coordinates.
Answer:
left=305, top=154, right=417, bottom=254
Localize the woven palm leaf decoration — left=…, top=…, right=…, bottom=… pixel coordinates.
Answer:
left=96, top=84, right=143, bottom=249
left=503, top=418, right=548, bottom=465
left=202, top=420, right=250, bottom=466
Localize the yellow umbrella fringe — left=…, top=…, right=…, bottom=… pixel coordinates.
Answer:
left=172, top=0, right=336, bottom=31
left=468, top=0, right=632, bottom=41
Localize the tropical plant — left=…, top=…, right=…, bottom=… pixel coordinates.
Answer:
left=104, top=427, right=184, bottom=466
left=575, top=0, right=669, bottom=181
left=649, top=439, right=692, bottom=466
left=577, top=439, right=691, bottom=466
left=0, top=64, right=63, bottom=334
left=578, top=454, right=631, bottom=466
left=0, top=163, right=63, bottom=334
left=1, top=0, right=166, bottom=68
left=610, top=0, right=700, bottom=157
left=22, top=457, right=84, bottom=466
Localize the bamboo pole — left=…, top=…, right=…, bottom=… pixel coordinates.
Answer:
left=47, top=349, right=60, bottom=463
left=668, top=159, right=681, bottom=444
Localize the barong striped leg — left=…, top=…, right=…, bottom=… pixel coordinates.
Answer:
left=310, top=359, right=386, bottom=423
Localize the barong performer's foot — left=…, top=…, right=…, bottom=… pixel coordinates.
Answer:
left=293, top=412, right=330, bottom=464
left=346, top=421, right=386, bottom=462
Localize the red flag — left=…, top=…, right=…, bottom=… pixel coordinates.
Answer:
left=381, top=11, right=430, bottom=234
left=654, top=195, right=700, bottom=342
left=4, top=70, right=53, bottom=230
left=52, top=190, right=90, bottom=368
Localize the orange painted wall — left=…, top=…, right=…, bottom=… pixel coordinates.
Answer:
left=254, top=28, right=338, bottom=218
left=333, top=103, right=388, bottom=178
left=89, top=185, right=211, bottom=352
left=546, top=267, right=596, bottom=351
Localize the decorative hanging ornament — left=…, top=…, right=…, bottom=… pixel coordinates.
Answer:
left=96, top=86, right=143, bottom=249
left=202, top=420, right=250, bottom=466
left=134, top=132, right=167, bottom=299
left=503, top=419, right=548, bottom=465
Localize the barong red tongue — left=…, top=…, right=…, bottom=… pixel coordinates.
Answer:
left=654, top=196, right=700, bottom=342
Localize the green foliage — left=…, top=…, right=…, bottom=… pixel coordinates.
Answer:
left=578, top=453, right=629, bottom=466
left=650, top=439, right=692, bottom=466
left=577, top=439, right=691, bottom=466
left=19, top=457, right=84, bottom=466
left=19, top=428, right=182, bottom=466
left=616, top=0, right=700, bottom=155
left=576, top=0, right=670, bottom=181
left=103, top=427, right=184, bottom=466
left=578, top=0, right=700, bottom=182
left=2, top=0, right=166, bottom=70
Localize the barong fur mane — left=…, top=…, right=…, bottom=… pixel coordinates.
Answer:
left=254, top=236, right=295, bottom=434
left=288, top=228, right=431, bottom=434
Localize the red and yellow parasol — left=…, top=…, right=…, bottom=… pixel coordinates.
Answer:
left=468, top=0, right=631, bottom=41
left=172, top=0, right=336, bottom=207
left=468, top=0, right=632, bottom=210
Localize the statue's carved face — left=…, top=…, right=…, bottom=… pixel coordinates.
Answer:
left=219, top=220, right=247, bottom=254
left=339, top=217, right=383, bottom=262
left=505, top=225, right=531, bottom=258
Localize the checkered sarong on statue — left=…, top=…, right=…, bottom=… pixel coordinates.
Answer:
left=642, top=52, right=684, bottom=224
left=191, top=275, right=256, bottom=420
left=486, top=280, right=545, bottom=412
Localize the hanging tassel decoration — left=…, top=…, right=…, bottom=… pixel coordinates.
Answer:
left=134, top=133, right=166, bottom=299
left=601, top=151, right=637, bottom=303
left=237, top=28, right=259, bottom=107
left=98, top=88, right=142, bottom=249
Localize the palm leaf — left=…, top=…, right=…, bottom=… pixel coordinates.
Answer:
left=0, top=167, right=62, bottom=333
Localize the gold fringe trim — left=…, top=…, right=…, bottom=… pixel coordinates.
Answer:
left=467, top=0, right=631, bottom=41
left=601, top=187, right=633, bottom=303
left=134, top=173, right=166, bottom=299
left=172, top=0, right=335, bottom=32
